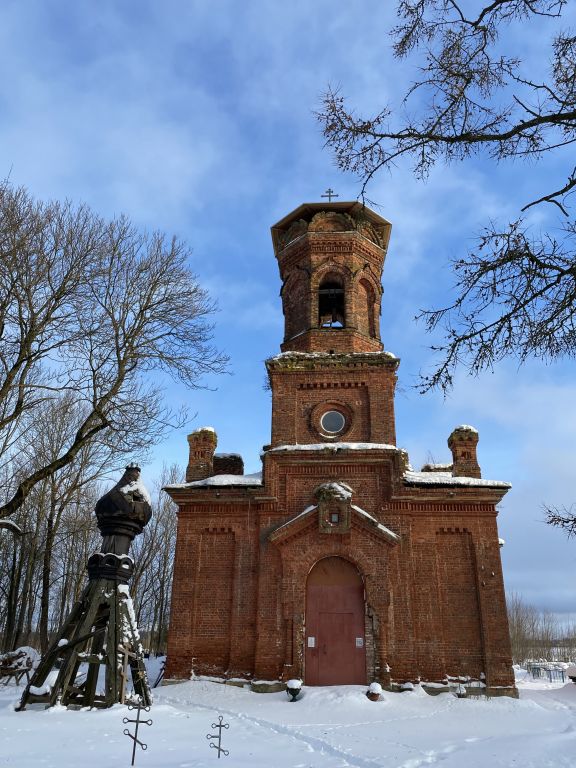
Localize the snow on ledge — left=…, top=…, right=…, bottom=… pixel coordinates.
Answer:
left=266, top=442, right=398, bottom=454
left=404, top=470, right=511, bottom=489
left=166, top=471, right=263, bottom=489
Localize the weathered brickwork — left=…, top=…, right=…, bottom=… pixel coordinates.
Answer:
left=213, top=453, right=244, bottom=476
left=164, top=201, right=515, bottom=692
left=266, top=353, right=398, bottom=447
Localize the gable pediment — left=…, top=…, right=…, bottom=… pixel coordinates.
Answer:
left=269, top=502, right=399, bottom=547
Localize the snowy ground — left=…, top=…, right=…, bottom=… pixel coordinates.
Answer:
left=1, top=666, right=575, bottom=767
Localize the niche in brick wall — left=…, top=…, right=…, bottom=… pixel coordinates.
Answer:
left=192, top=531, right=235, bottom=674
left=435, top=530, right=483, bottom=678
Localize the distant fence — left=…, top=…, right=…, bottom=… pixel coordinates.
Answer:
left=526, top=662, right=565, bottom=683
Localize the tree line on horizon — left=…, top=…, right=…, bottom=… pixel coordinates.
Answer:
left=507, top=592, right=576, bottom=664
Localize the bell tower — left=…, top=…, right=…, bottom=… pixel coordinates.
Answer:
left=271, top=202, right=391, bottom=353
left=266, top=202, right=399, bottom=447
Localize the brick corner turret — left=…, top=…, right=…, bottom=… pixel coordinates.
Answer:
left=186, top=427, right=217, bottom=482
left=448, top=425, right=481, bottom=479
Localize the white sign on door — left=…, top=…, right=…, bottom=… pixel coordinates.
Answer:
left=307, top=637, right=316, bottom=648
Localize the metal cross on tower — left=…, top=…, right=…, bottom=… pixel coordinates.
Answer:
left=321, top=188, right=339, bottom=202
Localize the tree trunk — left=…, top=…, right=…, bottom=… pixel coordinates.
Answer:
left=3, top=548, right=20, bottom=652
left=39, top=507, right=56, bottom=653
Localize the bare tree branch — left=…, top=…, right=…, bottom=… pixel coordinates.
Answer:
left=544, top=504, right=576, bottom=537
left=0, top=183, right=228, bottom=520
left=317, top=1, right=576, bottom=392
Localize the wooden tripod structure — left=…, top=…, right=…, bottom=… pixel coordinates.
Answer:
left=18, top=553, right=151, bottom=710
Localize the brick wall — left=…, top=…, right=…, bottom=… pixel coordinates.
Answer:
left=266, top=354, right=398, bottom=447
left=165, top=454, right=514, bottom=688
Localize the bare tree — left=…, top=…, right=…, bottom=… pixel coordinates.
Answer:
left=131, top=464, right=180, bottom=656
left=317, top=0, right=576, bottom=391
left=507, top=592, right=562, bottom=663
left=48, top=485, right=101, bottom=634
left=16, top=395, right=142, bottom=652
left=0, top=182, right=227, bottom=522
left=0, top=398, right=114, bottom=653
left=0, top=464, right=178, bottom=654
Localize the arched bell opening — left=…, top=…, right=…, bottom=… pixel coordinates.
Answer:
left=318, top=276, right=345, bottom=328
left=358, top=277, right=377, bottom=338
left=304, top=556, right=366, bottom=685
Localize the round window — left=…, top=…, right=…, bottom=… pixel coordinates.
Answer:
left=320, top=410, right=346, bottom=434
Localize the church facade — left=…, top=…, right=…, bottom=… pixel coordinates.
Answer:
left=164, top=201, right=515, bottom=692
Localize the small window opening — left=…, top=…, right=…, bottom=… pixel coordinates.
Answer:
left=318, top=279, right=345, bottom=328
left=330, top=512, right=340, bottom=524
left=320, top=410, right=346, bottom=434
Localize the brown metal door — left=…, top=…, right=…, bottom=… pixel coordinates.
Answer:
left=305, top=557, right=366, bottom=685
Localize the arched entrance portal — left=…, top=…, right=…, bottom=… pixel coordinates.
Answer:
left=305, top=557, right=366, bottom=685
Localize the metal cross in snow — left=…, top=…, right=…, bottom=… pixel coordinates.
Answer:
left=321, top=188, right=339, bottom=202
left=123, top=703, right=153, bottom=766
left=206, top=714, right=230, bottom=759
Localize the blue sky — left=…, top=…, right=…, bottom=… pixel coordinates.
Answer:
left=1, top=0, right=575, bottom=619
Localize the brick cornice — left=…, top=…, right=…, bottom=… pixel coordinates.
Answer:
left=266, top=351, right=399, bottom=372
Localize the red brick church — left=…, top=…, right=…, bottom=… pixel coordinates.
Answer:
left=164, top=200, right=515, bottom=692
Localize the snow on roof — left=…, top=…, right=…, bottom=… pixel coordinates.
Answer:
left=351, top=504, right=400, bottom=541
left=453, top=424, right=478, bottom=434
left=266, top=442, right=398, bottom=454
left=404, top=470, right=511, bottom=489
left=214, top=453, right=242, bottom=458
left=421, top=463, right=453, bottom=472
left=165, top=471, right=263, bottom=490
